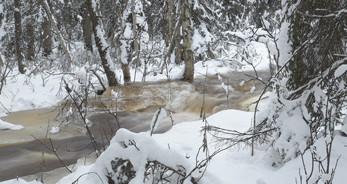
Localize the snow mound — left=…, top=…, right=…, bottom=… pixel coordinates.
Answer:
left=0, top=119, right=24, bottom=130
left=58, top=128, right=196, bottom=184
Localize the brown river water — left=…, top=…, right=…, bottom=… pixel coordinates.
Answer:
left=0, top=71, right=271, bottom=182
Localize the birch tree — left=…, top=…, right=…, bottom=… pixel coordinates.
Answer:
left=181, top=0, right=194, bottom=81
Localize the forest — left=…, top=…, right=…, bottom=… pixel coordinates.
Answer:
left=0, top=0, right=347, bottom=184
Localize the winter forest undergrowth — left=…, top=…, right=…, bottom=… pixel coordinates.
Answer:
left=1, top=0, right=347, bottom=184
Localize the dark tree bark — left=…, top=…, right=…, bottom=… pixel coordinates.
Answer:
left=122, top=64, right=131, bottom=84
left=82, top=2, right=93, bottom=53
left=174, top=33, right=183, bottom=65
left=26, top=23, right=35, bottom=60
left=42, top=17, right=52, bottom=57
left=0, top=54, right=3, bottom=67
left=14, top=0, right=25, bottom=74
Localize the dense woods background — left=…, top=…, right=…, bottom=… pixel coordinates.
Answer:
left=1, top=0, right=277, bottom=85
left=1, top=0, right=347, bottom=183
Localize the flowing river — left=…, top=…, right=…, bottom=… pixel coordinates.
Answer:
left=0, top=71, right=271, bottom=183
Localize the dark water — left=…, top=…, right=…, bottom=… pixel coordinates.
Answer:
left=0, top=136, right=91, bottom=181
left=0, top=108, right=178, bottom=181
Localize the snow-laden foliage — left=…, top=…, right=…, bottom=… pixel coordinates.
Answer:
left=255, top=55, right=347, bottom=166
left=283, top=0, right=347, bottom=90
left=0, top=0, right=262, bottom=87
left=249, top=0, right=347, bottom=166
left=200, top=0, right=347, bottom=172
left=58, top=128, right=195, bottom=184
left=189, top=0, right=258, bottom=65
left=256, top=78, right=311, bottom=164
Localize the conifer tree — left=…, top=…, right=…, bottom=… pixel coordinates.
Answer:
left=284, top=0, right=347, bottom=90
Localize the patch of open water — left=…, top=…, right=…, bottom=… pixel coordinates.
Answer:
left=0, top=71, right=271, bottom=182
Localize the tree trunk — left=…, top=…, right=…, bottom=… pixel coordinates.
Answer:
left=14, top=0, right=25, bottom=74
left=182, top=0, right=194, bottom=81
left=41, top=0, right=72, bottom=66
left=175, top=32, right=183, bottom=64
left=26, top=6, right=35, bottom=61
left=163, top=0, right=182, bottom=65
left=122, top=64, right=131, bottom=84
left=86, top=0, right=118, bottom=86
left=82, top=2, right=93, bottom=53
left=163, top=0, right=174, bottom=47
left=42, top=17, right=52, bottom=57
left=27, top=23, right=35, bottom=60
left=115, top=2, right=131, bottom=84
left=0, top=54, right=3, bottom=67
left=131, top=0, right=140, bottom=68
left=172, top=0, right=183, bottom=65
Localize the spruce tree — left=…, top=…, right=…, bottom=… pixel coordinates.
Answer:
left=285, top=0, right=347, bottom=90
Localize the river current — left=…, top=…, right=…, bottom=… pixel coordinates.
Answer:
left=0, top=71, right=271, bottom=182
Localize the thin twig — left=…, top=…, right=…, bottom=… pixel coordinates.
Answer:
left=72, top=172, right=104, bottom=184
left=31, top=135, right=72, bottom=173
